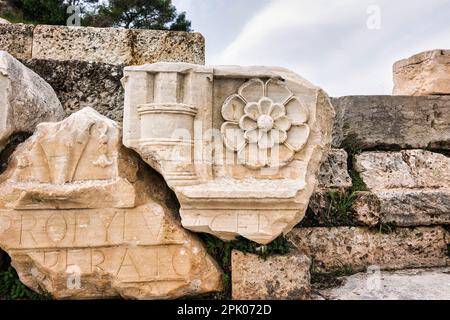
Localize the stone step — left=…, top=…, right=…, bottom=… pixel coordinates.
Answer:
left=305, top=150, right=450, bottom=228
left=331, top=95, right=450, bottom=150
left=288, top=226, right=450, bottom=273
left=393, top=49, right=450, bottom=96
left=232, top=250, right=311, bottom=300
left=319, top=267, right=450, bottom=300
left=355, top=150, right=450, bottom=226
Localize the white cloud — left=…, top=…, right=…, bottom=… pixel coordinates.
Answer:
left=172, top=0, right=450, bottom=96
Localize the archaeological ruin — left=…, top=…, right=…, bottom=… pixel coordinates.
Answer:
left=0, top=22, right=449, bottom=300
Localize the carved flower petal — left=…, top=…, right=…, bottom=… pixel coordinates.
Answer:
left=244, top=129, right=261, bottom=143
left=239, top=115, right=258, bottom=131
left=238, top=143, right=269, bottom=169
left=273, top=116, right=292, bottom=131
left=258, top=131, right=275, bottom=150
left=238, top=78, right=265, bottom=103
left=285, top=124, right=310, bottom=152
left=258, top=97, right=273, bottom=115
left=221, top=122, right=246, bottom=151
left=285, top=97, right=309, bottom=125
left=268, top=144, right=295, bottom=168
left=269, top=129, right=288, bottom=144
left=270, top=103, right=286, bottom=120
left=266, top=79, right=293, bottom=104
left=221, top=94, right=246, bottom=122
left=244, top=102, right=260, bottom=120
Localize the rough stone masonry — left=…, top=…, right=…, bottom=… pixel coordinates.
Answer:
left=0, top=22, right=450, bottom=300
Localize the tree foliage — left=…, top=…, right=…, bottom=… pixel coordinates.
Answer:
left=85, top=0, right=191, bottom=31
left=0, top=0, right=192, bottom=31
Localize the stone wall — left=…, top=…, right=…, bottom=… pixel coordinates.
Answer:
left=296, top=91, right=450, bottom=299
left=0, top=23, right=205, bottom=64
left=331, top=95, right=450, bottom=150
left=0, top=23, right=205, bottom=120
left=0, top=25, right=449, bottom=300
left=22, top=59, right=125, bottom=121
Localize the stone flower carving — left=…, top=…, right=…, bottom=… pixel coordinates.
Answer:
left=221, top=78, right=310, bottom=169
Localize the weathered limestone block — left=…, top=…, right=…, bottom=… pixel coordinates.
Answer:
left=0, top=23, right=34, bottom=59
left=331, top=96, right=450, bottom=150
left=122, top=63, right=335, bottom=244
left=306, top=149, right=353, bottom=226
left=393, top=50, right=450, bottom=96
left=355, top=150, right=450, bottom=190
left=288, top=227, right=450, bottom=272
left=319, top=267, right=450, bottom=300
left=0, top=108, right=222, bottom=299
left=317, top=149, right=352, bottom=190
left=22, top=59, right=124, bottom=121
left=351, top=192, right=381, bottom=227
left=376, top=189, right=450, bottom=226
left=231, top=250, right=311, bottom=300
left=355, top=150, right=450, bottom=226
left=133, top=29, right=205, bottom=65
left=32, top=25, right=205, bottom=66
left=0, top=18, right=10, bottom=24
left=0, top=51, right=63, bottom=151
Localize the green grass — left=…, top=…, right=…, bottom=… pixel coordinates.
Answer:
left=0, top=265, right=51, bottom=300
left=302, top=191, right=358, bottom=228
left=348, top=169, right=368, bottom=192
left=376, top=221, right=397, bottom=234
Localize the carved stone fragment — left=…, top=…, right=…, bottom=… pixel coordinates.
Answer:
left=0, top=51, right=64, bottom=151
left=122, top=63, right=335, bottom=244
left=393, top=49, right=450, bottom=95
left=0, top=108, right=222, bottom=299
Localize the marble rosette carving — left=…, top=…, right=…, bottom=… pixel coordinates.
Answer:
left=123, top=63, right=335, bottom=244
left=221, top=79, right=310, bottom=169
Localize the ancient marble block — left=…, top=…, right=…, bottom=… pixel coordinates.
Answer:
left=288, top=227, right=450, bottom=273
left=355, top=150, right=450, bottom=226
left=22, top=59, right=124, bottom=121
left=122, top=63, right=335, bottom=244
left=32, top=25, right=205, bottom=66
left=0, top=23, right=34, bottom=59
left=393, top=50, right=450, bottom=96
left=0, top=107, right=222, bottom=299
left=331, top=96, right=450, bottom=150
left=0, top=51, right=64, bottom=151
left=319, top=267, right=450, bottom=300
left=231, top=250, right=311, bottom=300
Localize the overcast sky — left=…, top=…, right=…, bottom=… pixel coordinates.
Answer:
left=172, top=0, right=450, bottom=96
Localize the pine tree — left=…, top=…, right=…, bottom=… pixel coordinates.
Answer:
left=85, top=0, right=191, bottom=31
left=0, top=0, right=192, bottom=31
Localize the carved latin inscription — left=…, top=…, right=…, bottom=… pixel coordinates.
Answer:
left=0, top=206, right=210, bottom=283
left=0, top=108, right=223, bottom=299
